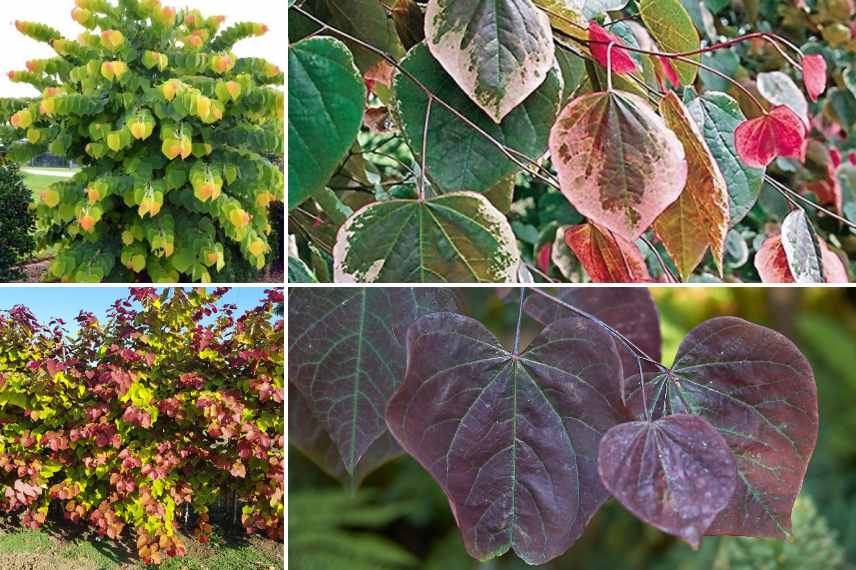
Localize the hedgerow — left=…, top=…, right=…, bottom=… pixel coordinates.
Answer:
left=0, top=287, right=284, bottom=565
left=1, top=0, right=284, bottom=283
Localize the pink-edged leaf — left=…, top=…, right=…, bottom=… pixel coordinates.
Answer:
left=288, top=384, right=401, bottom=486
left=563, top=223, right=651, bottom=283
left=588, top=22, right=637, bottom=74
left=734, top=105, right=806, bottom=168
left=755, top=231, right=849, bottom=283
left=386, top=312, right=626, bottom=565
left=802, top=54, right=827, bottom=102
left=550, top=91, right=687, bottom=240
left=597, top=414, right=737, bottom=548
left=425, top=0, right=556, bottom=123
left=523, top=287, right=661, bottom=401
left=628, top=317, right=819, bottom=539
left=288, top=288, right=457, bottom=475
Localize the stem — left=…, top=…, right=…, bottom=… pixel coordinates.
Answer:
left=765, top=175, right=856, bottom=231
left=639, top=235, right=680, bottom=283
left=606, top=42, right=615, bottom=92
left=513, top=287, right=526, bottom=354
left=418, top=97, right=432, bottom=202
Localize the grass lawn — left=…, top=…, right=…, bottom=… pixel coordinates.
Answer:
left=21, top=168, right=78, bottom=196
left=0, top=525, right=282, bottom=570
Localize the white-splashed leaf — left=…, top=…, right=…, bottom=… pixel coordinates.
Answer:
left=425, top=0, right=556, bottom=123
left=757, top=71, right=810, bottom=126
left=333, top=192, right=520, bottom=282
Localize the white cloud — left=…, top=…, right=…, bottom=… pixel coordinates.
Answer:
left=0, top=0, right=284, bottom=98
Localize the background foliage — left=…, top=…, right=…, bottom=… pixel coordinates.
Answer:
left=0, top=287, right=284, bottom=565
left=289, top=287, right=856, bottom=569
left=0, top=157, right=35, bottom=281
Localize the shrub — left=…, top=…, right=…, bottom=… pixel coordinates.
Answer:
left=2, top=0, right=284, bottom=283
left=0, top=159, right=35, bottom=281
left=0, top=287, right=284, bottom=565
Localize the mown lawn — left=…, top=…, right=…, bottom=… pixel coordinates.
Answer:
left=0, top=526, right=282, bottom=570
left=21, top=168, right=78, bottom=196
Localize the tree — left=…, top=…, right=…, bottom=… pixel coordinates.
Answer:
left=2, top=0, right=284, bottom=283
left=0, top=157, right=35, bottom=282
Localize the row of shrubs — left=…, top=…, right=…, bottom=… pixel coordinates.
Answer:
left=0, top=287, right=284, bottom=564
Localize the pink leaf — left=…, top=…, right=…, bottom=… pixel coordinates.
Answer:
left=656, top=56, right=680, bottom=89
left=802, top=54, right=827, bottom=102
left=734, top=105, right=806, bottom=168
left=588, top=22, right=637, bottom=74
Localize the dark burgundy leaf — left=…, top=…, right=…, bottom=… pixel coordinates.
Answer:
left=288, top=288, right=456, bottom=475
left=524, top=288, right=662, bottom=401
left=628, top=317, right=818, bottom=539
left=288, top=384, right=401, bottom=486
left=386, top=312, right=626, bottom=565
left=597, top=414, right=737, bottom=548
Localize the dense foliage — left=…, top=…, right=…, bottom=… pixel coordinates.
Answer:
left=1, top=0, right=284, bottom=283
left=288, top=0, right=856, bottom=283
left=288, top=287, right=820, bottom=565
left=0, top=158, right=35, bottom=281
left=0, top=287, right=284, bottom=565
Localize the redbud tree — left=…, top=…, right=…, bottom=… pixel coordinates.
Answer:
left=3, top=0, right=284, bottom=283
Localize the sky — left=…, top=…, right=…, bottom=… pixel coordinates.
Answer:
left=1, top=0, right=285, bottom=98
left=0, top=286, right=275, bottom=332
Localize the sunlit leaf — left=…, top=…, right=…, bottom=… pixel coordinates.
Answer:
left=549, top=90, right=687, bottom=241
left=386, top=312, right=626, bottom=564
left=288, top=288, right=457, bottom=474
left=639, top=0, right=700, bottom=85
left=288, top=37, right=365, bottom=210
left=425, top=0, right=556, bottom=123
left=654, top=92, right=729, bottom=279
left=598, top=414, right=737, bottom=548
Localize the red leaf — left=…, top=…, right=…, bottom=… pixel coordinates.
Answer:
left=655, top=56, right=680, bottom=89
left=598, top=414, right=737, bottom=548
left=564, top=224, right=651, bottom=283
left=734, top=105, right=806, bottom=168
left=588, top=22, right=637, bottom=74
left=536, top=243, right=552, bottom=274
left=802, top=54, right=826, bottom=102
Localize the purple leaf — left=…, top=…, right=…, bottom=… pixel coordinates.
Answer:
left=628, top=317, right=818, bottom=539
left=288, top=384, right=401, bottom=487
left=524, top=288, right=662, bottom=401
left=288, top=288, right=457, bottom=475
left=386, top=312, right=626, bottom=564
left=597, top=414, right=737, bottom=548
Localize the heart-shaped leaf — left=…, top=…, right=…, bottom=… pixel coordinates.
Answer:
left=598, top=414, right=737, bottom=548
left=685, top=91, right=765, bottom=225
left=288, top=37, right=365, bottom=210
left=523, top=287, right=661, bottom=396
left=802, top=54, right=827, bottom=102
left=550, top=90, right=687, bottom=241
left=386, top=312, right=626, bottom=564
left=425, top=0, right=556, bottom=123
left=394, top=43, right=562, bottom=194
left=333, top=192, right=520, bottom=282
left=733, top=105, right=805, bottom=168
left=654, top=92, right=729, bottom=279
left=629, top=317, right=819, bottom=539
left=639, top=0, right=699, bottom=85
left=563, top=223, right=651, bottom=282
left=288, top=288, right=457, bottom=474
left=288, top=384, right=402, bottom=486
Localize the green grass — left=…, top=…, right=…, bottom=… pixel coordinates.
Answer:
left=0, top=527, right=282, bottom=570
left=21, top=168, right=77, bottom=196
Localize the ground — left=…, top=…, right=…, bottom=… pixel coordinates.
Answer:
left=0, top=522, right=283, bottom=570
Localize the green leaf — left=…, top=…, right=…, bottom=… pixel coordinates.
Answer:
left=288, top=37, right=366, bottom=210
left=394, top=43, right=562, bottom=194
left=685, top=91, right=765, bottom=226
left=333, top=191, right=520, bottom=282
left=639, top=0, right=700, bottom=85
left=425, top=0, right=556, bottom=123
left=584, top=0, right=630, bottom=19
left=288, top=256, right=319, bottom=283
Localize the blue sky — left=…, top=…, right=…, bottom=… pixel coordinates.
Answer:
left=0, top=287, right=274, bottom=332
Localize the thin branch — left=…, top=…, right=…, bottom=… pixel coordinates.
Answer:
left=513, top=287, right=526, bottom=354
left=639, top=235, right=680, bottom=283
left=418, top=97, right=432, bottom=202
